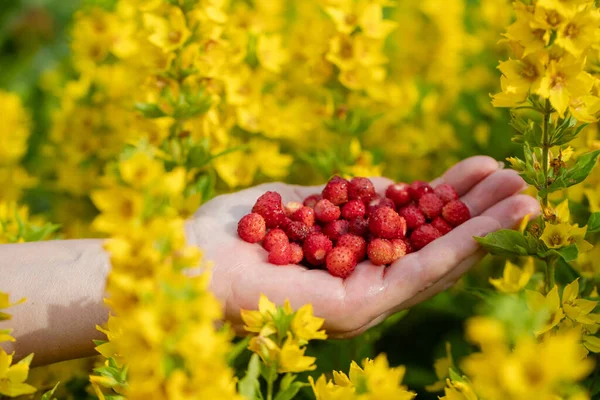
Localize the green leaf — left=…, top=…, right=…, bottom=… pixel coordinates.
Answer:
left=274, top=382, right=309, bottom=400
left=541, top=244, right=579, bottom=262
left=448, top=368, right=464, bottom=383
left=475, top=230, right=539, bottom=257
left=238, top=353, right=261, bottom=399
left=587, top=212, right=600, bottom=234
left=539, top=150, right=600, bottom=197
left=134, top=103, right=167, bottom=118
left=227, top=337, right=251, bottom=367
left=41, top=382, right=60, bottom=400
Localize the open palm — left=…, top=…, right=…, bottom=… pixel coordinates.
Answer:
left=189, top=156, right=539, bottom=338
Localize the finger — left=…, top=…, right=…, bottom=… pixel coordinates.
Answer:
left=382, top=194, right=539, bottom=309
left=461, top=169, right=528, bottom=216
left=430, top=155, right=501, bottom=195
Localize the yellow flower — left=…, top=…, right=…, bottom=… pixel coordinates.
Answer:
left=309, top=374, right=356, bottom=400
left=143, top=6, right=191, bottom=52
left=257, top=34, right=288, bottom=73
left=562, top=279, right=600, bottom=325
left=0, top=351, right=36, bottom=397
left=425, top=342, right=454, bottom=392
left=489, top=258, right=535, bottom=293
left=537, top=0, right=592, bottom=18
left=526, top=286, right=565, bottom=336
left=492, top=57, right=544, bottom=108
left=439, top=379, right=478, bottom=400
left=465, top=317, right=507, bottom=347
left=291, top=303, right=327, bottom=343
left=359, top=3, right=397, bottom=39
left=570, top=95, right=600, bottom=123
left=119, top=152, right=163, bottom=189
left=540, top=222, right=591, bottom=251
left=0, top=92, right=30, bottom=166
left=240, top=294, right=279, bottom=337
left=278, top=336, right=317, bottom=373
left=250, top=140, right=293, bottom=180
left=505, top=4, right=547, bottom=57
left=537, top=57, right=595, bottom=117
left=555, top=8, right=600, bottom=57
left=0, top=293, right=25, bottom=321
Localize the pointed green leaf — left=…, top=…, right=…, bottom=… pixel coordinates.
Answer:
left=541, top=244, right=579, bottom=262
left=238, top=353, right=261, bottom=399
left=539, top=150, right=600, bottom=197
left=41, top=382, right=60, bottom=400
left=587, top=212, right=600, bottom=234
left=134, top=103, right=167, bottom=118
left=274, top=382, right=309, bottom=400
left=475, top=230, right=539, bottom=256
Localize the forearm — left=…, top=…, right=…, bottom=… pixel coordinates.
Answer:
left=0, top=239, right=110, bottom=366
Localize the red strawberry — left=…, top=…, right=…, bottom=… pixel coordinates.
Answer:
left=410, top=224, right=442, bottom=250
left=405, top=240, right=415, bottom=254
left=391, top=239, right=408, bottom=260
left=369, top=206, right=407, bottom=239
left=284, top=220, right=310, bottom=242
left=366, top=197, right=396, bottom=216
left=418, top=193, right=444, bottom=219
left=408, top=181, right=433, bottom=200
left=314, top=199, right=341, bottom=223
left=434, top=183, right=459, bottom=204
left=341, top=200, right=366, bottom=220
left=252, top=191, right=286, bottom=228
left=337, top=234, right=367, bottom=261
left=289, top=243, right=304, bottom=264
left=348, top=177, right=377, bottom=203
left=303, top=233, right=333, bottom=266
left=386, top=183, right=412, bottom=207
left=367, top=238, right=395, bottom=266
left=309, top=225, right=322, bottom=234
left=285, top=201, right=303, bottom=217
left=237, top=213, right=267, bottom=243
left=303, top=194, right=322, bottom=208
left=398, top=204, right=426, bottom=230
left=263, top=229, right=289, bottom=252
left=322, top=220, right=349, bottom=242
left=322, top=176, right=349, bottom=205
left=442, top=200, right=471, bottom=227
left=291, top=206, right=315, bottom=227
left=269, top=244, right=292, bottom=265
left=348, top=217, right=369, bottom=237
left=431, top=217, right=453, bottom=235
left=326, top=247, right=358, bottom=278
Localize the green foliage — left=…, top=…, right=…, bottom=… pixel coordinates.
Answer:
left=475, top=229, right=539, bottom=257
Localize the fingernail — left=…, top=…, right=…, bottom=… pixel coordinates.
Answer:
left=497, top=161, right=505, bottom=169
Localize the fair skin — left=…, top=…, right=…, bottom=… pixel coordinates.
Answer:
left=0, top=156, right=539, bottom=366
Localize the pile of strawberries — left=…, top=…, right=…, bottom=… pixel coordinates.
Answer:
left=237, top=176, right=471, bottom=278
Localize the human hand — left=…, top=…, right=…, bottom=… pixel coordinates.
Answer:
left=188, top=156, right=539, bottom=338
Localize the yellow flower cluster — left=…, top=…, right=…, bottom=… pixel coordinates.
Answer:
left=309, top=354, right=415, bottom=400
left=439, top=317, right=593, bottom=400
left=90, top=150, right=240, bottom=400
left=241, top=294, right=327, bottom=374
left=0, top=91, right=35, bottom=203
left=493, top=0, right=600, bottom=118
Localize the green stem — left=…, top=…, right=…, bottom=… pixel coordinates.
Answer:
left=541, top=99, right=551, bottom=231
left=545, top=257, right=556, bottom=293
left=267, top=367, right=275, bottom=400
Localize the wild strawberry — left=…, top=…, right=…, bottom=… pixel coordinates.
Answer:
left=410, top=224, right=442, bottom=250
left=291, top=206, right=315, bottom=227
left=434, top=183, right=459, bottom=204
left=398, top=204, right=426, bottom=230
left=289, top=243, right=304, bottom=264
left=341, top=200, right=366, bottom=220
left=322, top=220, right=349, bottom=242
left=303, top=194, right=322, bottom=208
left=309, top=225, right=322, bottom=234
left=326, top=246, right=358, bottom=278
left=391, top=239, right=408, bottom=260
left=386, top=183, right=412, bottom=207
left=285, top=201, right=303, bottom=217
left=284, top=220, right=310, bottom=242
left=314, top=199, right=341, bottom=223
left=322, top=176, right=349, bottom=205
left=431, top=217, right=452, bottom=235
left=404, top=240, right=415, bottom=254
left=366, top=197, right=396, bottom=216
left=348, top=217, right=369, bottom=237
left=418, top=193, right=444, bottom=219
left=338, top=234, right=367, bottom=261
left=369, top=206, right=407, bottom=239
left=269, top=244, right=292, bottom=265
left=263, top=229, right=289, bottom=252
left=303, top=233, right=333, bottom=266
left=252, top=191, right=286, bottom=228
left=237, top=213, right=267, bottom=243
left=442, top=200, right=471, bottom=227
left=348, top=177, right=376, bottom=203
left=408, top=180, right=433, bottom=200
left=367, top=238, right=395, bottom=266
